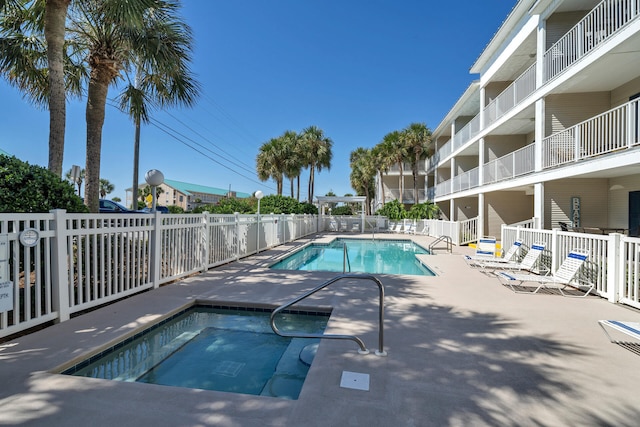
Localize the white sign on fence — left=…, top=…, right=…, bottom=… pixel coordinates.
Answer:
left=0, top=281, right=13, bottom=313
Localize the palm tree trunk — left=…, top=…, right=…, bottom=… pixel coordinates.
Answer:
left=132, top=117, right=141, bottom=209
left=84, top=67, right=112, bottom=213
left=413, top=159, right=419, bottom=205
left=379, top=170, right=386, bottom=206
left=296, top=176, right=300, bottom=201
left=44, top=0, right=70, bottom=177
left=399, top=162, right=404, bottom=205
left=309, top=165, right=315, bottom=203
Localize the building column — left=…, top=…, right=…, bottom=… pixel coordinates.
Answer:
left=478, top=192, right=485, bottom=238
left=534, top=183, right=544, bottom=228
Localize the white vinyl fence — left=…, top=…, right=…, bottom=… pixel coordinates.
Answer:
left=502, top=224, right=640, bottom=309
left=0, top=210, right=317, bottom=339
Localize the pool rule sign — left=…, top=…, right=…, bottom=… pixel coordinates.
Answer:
left=0, top=234, right=12, bottom=312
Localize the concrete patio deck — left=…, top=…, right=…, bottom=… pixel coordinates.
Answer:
left=1, top=233, right=640, bottom=426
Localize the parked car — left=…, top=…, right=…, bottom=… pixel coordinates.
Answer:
left=142, top=206, right=170, bottom=214
left=99, top=199, right=145, bottom=213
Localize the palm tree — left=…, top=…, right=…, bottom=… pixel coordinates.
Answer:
left=117, top=16, right=199, bottom=209
left=300, top=125, right=333, bottom=203
left=350, top=147, right=375, bottom=215
left=65, top=167, right=85, bottom=196
left=65, top=0, right=197, bottom=212
left=403, top=122, right=432, bottom=205
left=44, top=0, right=71, bottom=177
left=281, top=130, right=303, bottom=200
left=0, top=0, right=82, bottom=177
left=256, top=137, right=286, bottom=195
left=99, top=178, right=114, bottom=198
left=381, top=130, right=408, bottom=205
left=372, top=140, right=394, bottom=207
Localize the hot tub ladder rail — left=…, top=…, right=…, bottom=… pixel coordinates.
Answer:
left=270, top=273, right=387, bottom=356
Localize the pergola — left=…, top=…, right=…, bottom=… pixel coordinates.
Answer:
left=315, top=196, right=367, bottom=231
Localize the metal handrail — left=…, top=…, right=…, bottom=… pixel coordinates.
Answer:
left=270, top=274, right=387, bottom=356
left=343, top=242, right=351, bottom=273
left=429, top=235, right=453, bottom=253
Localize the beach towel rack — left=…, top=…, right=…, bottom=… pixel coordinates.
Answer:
left=270, top=273, right=387, bottom=356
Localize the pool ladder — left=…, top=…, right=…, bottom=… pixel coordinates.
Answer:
left=428, top=235, right=453, bottom=253
left=270, top=273, right=387, bottom=356
left=342, top=242, right=351, bottom=273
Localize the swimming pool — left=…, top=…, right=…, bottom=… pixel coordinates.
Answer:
left=270, top=238, right=435, bottom=276
left=61, top=305, right=329, bottom=400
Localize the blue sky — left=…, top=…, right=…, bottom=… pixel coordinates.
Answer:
left=0, top=0, right=515, bottom=204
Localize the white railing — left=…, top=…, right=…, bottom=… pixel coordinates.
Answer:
left=384, top=188, right=427, bottom=203
left=544, top=0, right=640, bottom=81
left=0, top=211, right=318, bottom=339
left=451, top=167, right=480, bottom=193
left=484, top=63, right=537, bottom=127
left=387, top=162, right=426, bottom=174
left=434, top=179, right=452, bottom=197
left=452, top=114, right=482, bottom=152
left=483, top=143, right=536, bottom=185
left=502, top=224, right=640, bottom=309
left=542, top=97, right=640, bottom=168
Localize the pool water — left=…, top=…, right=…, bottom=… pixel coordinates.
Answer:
left=270, top=238, right=434, bottom=276
left=61, top=306, right=329, bottom=400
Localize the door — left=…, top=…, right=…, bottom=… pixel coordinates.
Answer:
left=629, top=191, right=640, bottom=237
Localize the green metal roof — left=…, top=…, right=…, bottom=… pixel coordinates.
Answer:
left=163, top=179, right=251, bottom=198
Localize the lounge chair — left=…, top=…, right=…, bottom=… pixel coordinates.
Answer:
left=387, top=222, right=403, bottom=233
left=464, top=236, right=497, bottom=263
left=403, top=222, right=416, bottom=234
left=496, top=249, right=593, bottom=297
left=466, top=239, right=523, bottom=267
left=598, top=320, right=640, bottom=354
left=477, top=242, right=547, bottom=273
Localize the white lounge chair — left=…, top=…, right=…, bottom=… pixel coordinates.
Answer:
left=403, top=222, right=416, bottom=234
left=598, top=320, right=640, bottom=354
left=387, top=222, right=403, bottom=233
left=464, top=236, right=497, bottom=263
left=478, top=242, right=547, bottom=273
left=466, top=239, right=523, bottom=267
left=496, top=249, right=593, bottom=297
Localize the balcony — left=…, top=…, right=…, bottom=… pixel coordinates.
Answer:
left=483, top=143, right=535, bottom=185
left=542, top=97, right=640, bottom=168
left=544, top=0, right=640, bottom=81
left=430, top=0, right=640, bottom=170
left=383, top=188, right=427, bottom=204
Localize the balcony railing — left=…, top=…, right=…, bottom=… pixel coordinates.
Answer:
left=544, top=0, right=640, bottom=81
left=542, top=97, right=640, bottom=168
left=383, top=188, right=427, bottom=204
left=484, top=63, right=537, bottom=127
left=387, top=162, right=426, bottom=174
left=483, top=143, right=536, bottom=184
left=452, top=114, right=481, bottom=152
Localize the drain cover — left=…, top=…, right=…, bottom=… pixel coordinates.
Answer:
left=340, top=371, right=370, bottom=391
left=213, top=360, right=245, bottom=377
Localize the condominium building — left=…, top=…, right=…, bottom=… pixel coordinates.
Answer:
left=127, top=179, right=251, bottom=211
left=376, top=0, right=640, bottom=238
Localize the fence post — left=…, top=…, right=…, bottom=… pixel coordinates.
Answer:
left=235, top=212, right=240, bottom=261
left=607, top=233, right=621, bottom=303
left=51, top=209, right=70, bottom=323
left=151, top=211, right=162, bottom=289
left=202, top=212, right=210, bottom=272
left=551, top=227, right=559, bottom=273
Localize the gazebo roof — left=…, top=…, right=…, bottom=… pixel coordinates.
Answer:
left=315, top=196, right=366, bottom=204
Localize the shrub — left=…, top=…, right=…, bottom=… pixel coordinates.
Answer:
left=331, top=205, right=354, bottom=215
left=375, top=199, right=406, bottom=220
left=0, top=155, right=87, bottom=213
